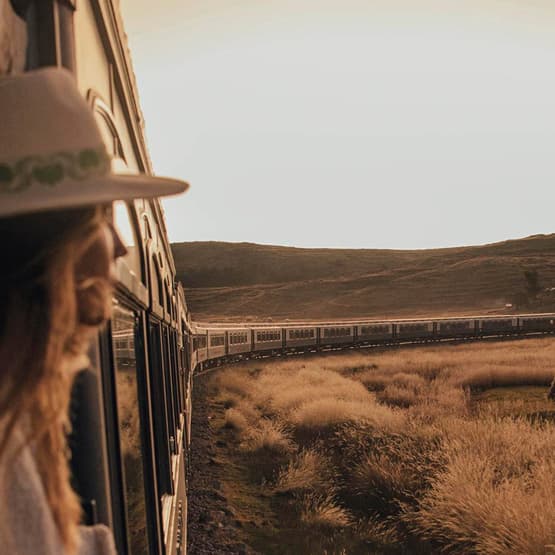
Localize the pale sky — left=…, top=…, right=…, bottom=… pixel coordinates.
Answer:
left=120, top=0, right=555, bottom=249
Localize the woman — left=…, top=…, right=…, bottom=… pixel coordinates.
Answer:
left=0, top=68, right=188, bottom=554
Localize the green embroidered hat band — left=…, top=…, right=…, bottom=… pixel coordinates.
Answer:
left=0, top=67, right=188, bottom=218
left=0, top=146, right=111, bottom=193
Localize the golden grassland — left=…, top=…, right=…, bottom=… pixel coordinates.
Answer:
left=209, top=338, right=555, bottom=554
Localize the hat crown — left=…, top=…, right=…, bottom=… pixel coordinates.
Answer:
left=0, top=67, right=105, bottom=160
left=0, top=67, right=188, bottom=218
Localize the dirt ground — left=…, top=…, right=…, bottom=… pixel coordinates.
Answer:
left=186, top=373, right=260, bottom=555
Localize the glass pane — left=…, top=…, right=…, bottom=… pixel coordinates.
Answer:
left=112, top=305, right=149, bottom=555
left=114, top=201, right=142, bottom=282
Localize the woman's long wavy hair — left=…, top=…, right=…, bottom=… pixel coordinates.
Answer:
left=0, top=205, right=114, bottom=554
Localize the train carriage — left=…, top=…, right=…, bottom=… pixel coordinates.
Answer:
left=253, top=327, right=283, bottom=352
left=320, top=325, right=354, bottom=345
left=478, top=317, right=518, bottom=334
left=396, top=321, right=434, bottom=339
left=356, top=323, right=393, bottom=342
left=284, top=327, right=318, bottom=348
left=193, top=333, right=208, bottom=363
left=436, top=319, right=476, bottom=337
left=207, top=329, right=227, bottom=359
left=519, top=315, right=555, bottom=333
left=228, top=328, right=252, bottom=355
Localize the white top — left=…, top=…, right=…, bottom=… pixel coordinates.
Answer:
left=0, top=424, right=117, bottom=555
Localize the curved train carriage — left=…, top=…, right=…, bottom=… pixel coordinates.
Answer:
left=4, top=2, right=191, bottom=554
left=194, top=314, right=555, bottom=368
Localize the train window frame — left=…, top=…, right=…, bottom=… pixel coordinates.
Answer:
left=88, top=91, right=125, bottom=160
left=103, top=299, right=161, bottom=555
left=113, top=199, right=146, bottom=285
left=147, top=319, right=174, bottom=497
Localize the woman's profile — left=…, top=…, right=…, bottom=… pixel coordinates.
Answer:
left=0, top=67, right=188, bottom=554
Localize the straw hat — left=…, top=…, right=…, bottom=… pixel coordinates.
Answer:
left=0, top=67, right=189, bottom=218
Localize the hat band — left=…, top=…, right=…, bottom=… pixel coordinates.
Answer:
left=0, top=146, right=110, bottom=194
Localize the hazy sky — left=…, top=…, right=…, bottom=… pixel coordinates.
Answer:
left=120, top=0, right=555, bottom=249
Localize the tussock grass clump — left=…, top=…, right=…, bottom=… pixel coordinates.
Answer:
left=290, top=397, right=404, bottom=431
left=224, top=408, right=249, bottom=432
left=378, top=384, right=419, bottom=408
left=359, top=371, right=394, bottom=392
left=273, top=448, right=331, bottom=494
left=391, top=372, right=427, bottom=390
left=455, top=363, right=553, bottom=391
left=356, top=516, right=401, bottom=549
left=215, top=370, right=254, bottom=408
left=300, top=494, right=352, bottom=529
left=240, top=419, right=293, bottom=454
left=406, top=454, right=555, bottom=554
left=224, top=399, right=262, bottom=432
left=333, top=423, right=444, bottom=518
left=401, top=417, right=555, bottom=553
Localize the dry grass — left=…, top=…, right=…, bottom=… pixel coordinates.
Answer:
left=290, top=397, right=404, bottom=431
left=224, top=408, right=249, bottom=431
left=211, top=338, right=555, bottom=554
left=300, top=494, right=352, bottom=528
left=273, top=449, right=330, bottom=494
left=406, top=448, right=555, bottom=554
left=240, top=419, right=293, bottom=454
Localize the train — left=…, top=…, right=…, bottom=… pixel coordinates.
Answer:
left=191, top=314, right=555, bottom=367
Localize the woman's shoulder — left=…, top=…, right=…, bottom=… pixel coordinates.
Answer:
left=0, top=425, right=66, bottom=554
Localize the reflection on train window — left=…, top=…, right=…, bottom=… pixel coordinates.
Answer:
left=114, top=200, right=143, bottom=282
left=112, top=305, right=149, bottom=555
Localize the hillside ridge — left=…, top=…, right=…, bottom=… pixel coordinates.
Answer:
left=171, top=234, right=555, bottom=321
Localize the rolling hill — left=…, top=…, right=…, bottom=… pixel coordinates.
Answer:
left=171, top=235, right=555, bottom=322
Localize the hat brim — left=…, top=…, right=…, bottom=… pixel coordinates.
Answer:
left=102, top=173, right=189, bottom=201
left=1, top=173, right=189, bottom=218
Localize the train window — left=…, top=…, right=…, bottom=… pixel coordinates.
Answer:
left=210, top=335, right=225, bottom=347
left=161, top=328, right=177, bottom=442
left=114, top=201, right=143, bottom=282
left=112, top=305, right=149, bottom=555
left=148, top=323, right=173, bottom=496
